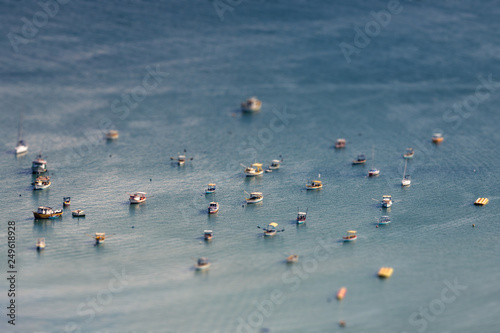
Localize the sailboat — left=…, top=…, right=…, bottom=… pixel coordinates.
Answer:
left=368, top=146, right=380, bottom=177
left=15, top=113, right=28, bottom=154
left=401, top=159, right=411, bottom=187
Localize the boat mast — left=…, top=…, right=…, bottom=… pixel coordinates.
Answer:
left=403, top=159, right=407, bottom=180
left=371, top=145, right=375, bottom=169
left=18, top=110, right=24, bottom=142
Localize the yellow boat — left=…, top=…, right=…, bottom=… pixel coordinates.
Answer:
left=306, top=180, right=322, bottom=190
left=474, top=198, right=488, bottom=206
left=336, top=287, right=347, bottom=300
left=378, top=267, right=394, bottom=278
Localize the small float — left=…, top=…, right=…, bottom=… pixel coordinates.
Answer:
left=36, top=238, right=45, bottom=251
left=336, top=287, right=347, bottom=301
left=474, top=198, right=488, bottom=206
left=378, top=267, right=394, bottom=278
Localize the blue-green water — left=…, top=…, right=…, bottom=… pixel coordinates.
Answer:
left=1, top=1, right=500, bottom=332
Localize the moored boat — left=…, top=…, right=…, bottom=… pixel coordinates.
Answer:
left=33, top=176, right=50, bottom=190
left=335, top=138, right=346, bottom=149
left=368, top=146, right=379, bottom=176
left=242, top=163, right=264, bottom=177
left=342, top=230, right=357, bottom=242
left=106, top=130, right=119, bottom=140
left=245, top=191, right=263, bottom=204
left=269, top=159, right=281, bottom=170
left=382, top=195, right=392, bottom=208
left=208, top=202, right=219, bottom=214
left=432, top=133, right=443, bottom=143
left=241, top=97, right=262, bottom=112
left=94, top=233, right=106, bottom=244
left=337, top=287, right=347, bottom=300
left=401, top=159, right=411, bottom=187
left=15, top=113, right=28, bottom=154
left=72, top=209, right=85, bottom=217
left=296, top=208, right=307, bottom=224
left=63, top=197, right=71, bottom=206
left=171, top=150, right=193, bottom=165
left=36, top=238, right=45, bottom=250
left=286, top=254, right=299, bottom=263
left=352, top=154, right=366, bottom=165
left=33, top=206, right=63, bottom=219
left=129, top=192, right=147, bottom=204
left=306, top=180, right=322, bottom=190
left=32, top=153, right=47, bottom=174
left=403, top=148, right=414, bottom=159
left=194, top=257, right=211, bottom=271
left=204, top=230, right=213, bottom=241
left=378, top=216, right=391, bottom=225
left=258, top=222, right=284, bottom=237
left=206, top=183, right=216, bottom=194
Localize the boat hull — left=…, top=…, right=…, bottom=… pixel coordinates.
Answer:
left=32, top=166, right=47, bottom=174
left=382, top=203, right=392, bottom=208
left=342, top=236, right=357, bottom=242
left=15, top=145, right=28, bottom=154
left=305, top=185, right=322, bottom=190
left=34, top=183, right=51, bottom=190
left=246, top=197, right=263, bottom=204
left=264, top=232, right=276, bottom=237
left=352, top=160, right=366, bottom=165
left=33, top=211, right=63, bottom=219
left=195, top=263, right=210, bottom=271
left=401, top=180, right=411, bottom=187
left=403, top=154, right=414, bottom=159
left=245, top=171, right=264, bottom=177
left=368, top=170, right=380, bottom=176
left=130, top=198, right=146, bottom=204
left=296, top=220, right=306, bottom=224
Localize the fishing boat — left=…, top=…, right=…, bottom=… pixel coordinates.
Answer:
left=129, top=192, right=146, bottom=204
left=306, top=180, right=322, bottom=190
left=208, top=202, right=219, bottom=214
left=403, top=148, right=414, bottom=159
left=33, top=176, right=50, bottom=190
left=63, top=197, right=71, bottom=206
left=265, top=168, right=273, bottom=173
left=382, top=195, right=392, bottom=208
left=245, top=191, right=263, bottom=204
left=378, top=216, right=391, bottom=225
left=93, top=233, right=106, bottom=244
left=296, top=208, right=307, bottom=224
left=258, top=222, right=284, bottom=237
left=31, top=153, right=47, bottom=174
left=36, top=238, right=45, bottom=250
left=368, top=146, right=380, bottom=177
left=33, top=206, right=63, bottom=219
left=242, top=163, right=264, bottom=177
left=241, top=97, right=262, bottom=112
left=352, top=154, right=366, bottom=165
left=335, top=138, right=346, bottom=149
left=171, top=150, right=193, bottom=165
left=106, top=130, right=119, bottom=140
left=432, top=133, right=444, bottom=143
left=15, top=113, right=28, bottom=154
left=72, top=209, right=85, bottom=217
left=401, top=159, right=411, bottom=187
left=194, top=257, right=211, bottom=271
left=342, top=230, right=357, bottom=242
left=269, top=159, right=281, bottom=170
left=286, top=254, right=299, bottom=263
left=204, top=230, right=213, bottom=241
left=206, top=183, right=216, bottom=194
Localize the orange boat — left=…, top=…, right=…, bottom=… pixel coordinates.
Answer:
left=337, top=287, right=347, bottom=300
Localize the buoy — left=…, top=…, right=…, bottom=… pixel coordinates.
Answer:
left=378, top=267, right=394, bottom=278
left=376, top=225, right=379, bottom=228
left=339, top=320, right=346, bottom=327
left=132, top=226, right=135, bottom=228
left=150, top=178, right=152, bottom=181
left=472, top=224, right=475, bottom=227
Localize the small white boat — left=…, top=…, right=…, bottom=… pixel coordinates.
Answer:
left=195, top=257, right=211, bottom=271
left=403, top=148, right=414, bottom=159
left=286, top=254, right=299, bottom=263
left=206, top=183, right=216, bottom=194
left=401, top=159, right=411, bottom=187
left=241, top=97, right=262, bottom=112
left=342, top=230, right=357, bottom=242
left=106, top=130, right=119, bottom=140
left=382, top=195, right=392, bottom=208
left=335, top=138, right=346, bottom=149
left=269, top=159, right=281, bottom=170
left=204, top=230, right=213, bottom=241
left=265, top=169, right=272, bottom=173
left=242, top=163, right=264, bottom=177
left=15, top=113, right=28, bottom=154
left=32, top=153, right=47, bottom=174
left=33, top=176, right=50, bottom=190
left=378, top=216, right=391, bottom=225
left=208, top=202, right=219, bottom=214
left=72, top=209, right=85, bottom=217
left=129, top=192, right=147, bottom=204
left=245, top=191, right=263, bottom=204
left=258, top=222, right=284, bottom=237
left=296, top=208, right=307, bottom=224
left=36, top=238, right=45, bottom=250
left=171, top=150, right=193, bottom=165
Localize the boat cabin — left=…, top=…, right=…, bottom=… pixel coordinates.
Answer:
left=207, top=183, right=216, bottom=192
left=297, top=211, right=307, bottom=223
left=37, top=206, right=53, bottom=215
left=204, top=230, right=213, bottom=240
